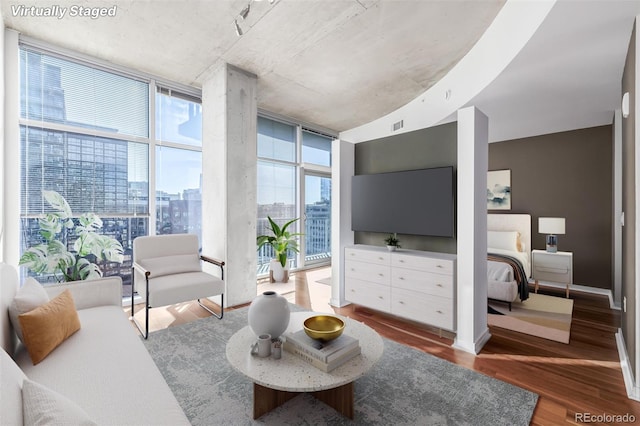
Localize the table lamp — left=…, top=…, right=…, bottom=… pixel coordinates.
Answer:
left=538, top=217, right=565, bottom=253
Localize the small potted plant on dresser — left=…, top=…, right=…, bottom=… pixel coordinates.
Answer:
left=384, top=233, right=401, bottom=251
left=257, top=216, right=303, bottom=283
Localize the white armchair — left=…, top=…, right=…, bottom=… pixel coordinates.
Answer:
left=131, top=234, right=225, bottom=339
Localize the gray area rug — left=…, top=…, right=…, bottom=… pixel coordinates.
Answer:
left=143, top=306, right=538, bottom=425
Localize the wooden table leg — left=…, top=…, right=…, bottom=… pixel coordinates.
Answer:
left=252, top=382, right=355, bottom=420
left=311, top=382, right=354, bottom=419
left=566, top=283, right=570, bottom=298
left=253, top=383, right=297, bottom=419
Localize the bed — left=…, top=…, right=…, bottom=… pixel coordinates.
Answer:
left=487, top=214, right=532, bottom=309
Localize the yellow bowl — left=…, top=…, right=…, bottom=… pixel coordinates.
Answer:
left=303, top=315, right=345, bottom=341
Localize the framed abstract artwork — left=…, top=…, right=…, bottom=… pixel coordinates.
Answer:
left=487, top=169, right=511, bottom=210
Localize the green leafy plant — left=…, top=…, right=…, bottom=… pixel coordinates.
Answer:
left=384, top=233, right=400, bottom=248
left=256, top=216, right=303, bottom=267
left=19, top=190, right=124, bottom=282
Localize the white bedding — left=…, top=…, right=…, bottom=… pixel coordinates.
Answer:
left=487, top=248, right=530, bottom=279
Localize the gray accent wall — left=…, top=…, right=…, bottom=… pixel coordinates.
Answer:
left=354, top=122, right=457, bottom=253
left=622, top=23, right=637, bottom=380
left=489, top=126, right=613, bottom=289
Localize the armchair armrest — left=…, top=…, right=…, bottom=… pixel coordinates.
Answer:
left=201, top=255, right=225, bottom=280
left=200, top=255, right=224, bottom=267
left=132, top=261, right=151, bottom=278
left=44, top=277, right=123, bottom=309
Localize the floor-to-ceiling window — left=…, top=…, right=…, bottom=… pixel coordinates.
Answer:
left=256, top=115, right=334, bottom=275
left=155, top=88, right=203, bottom=242
left=301, top=129, right=332, bottom=265
left=18, top=44, right=202, bottom=296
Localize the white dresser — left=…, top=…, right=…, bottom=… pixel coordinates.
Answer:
left=344, top=245, right=457, bottom=331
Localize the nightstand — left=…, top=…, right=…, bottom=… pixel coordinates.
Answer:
left=532, top=250, right=573, bottom=298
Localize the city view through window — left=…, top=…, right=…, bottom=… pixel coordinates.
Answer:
left=256, top=118, right=333, bottom=274
left=18, top=46, right=332, bottom=294
left=19, top=47, right=202, bottom=297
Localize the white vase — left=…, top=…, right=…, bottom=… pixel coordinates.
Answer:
left=270, top=259, right=288, bottom=282
left=387, top=245, right=397, bottom=252
left=247, top=291, right=290, bottom=339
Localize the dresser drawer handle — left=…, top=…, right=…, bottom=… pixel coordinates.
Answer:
left=378, top=273, right=384, bottom=277
left=399, top=277, right=405, bottom=280
left=399, top=301, right=404, bottom=304
left=436, top=265, right=444, bottom=269
left=436, top=310, right=443, bottom=314
left=538, top=266, right=568, bottom=274
left=378, top=257, right=384, bottom=261
left=436, top=284, right=443, bottom=287
left=399, top=259, right=405, bottom=263
left=378, top=296, right=384, bottom=300
left=350, top=252, right=355, bottom=256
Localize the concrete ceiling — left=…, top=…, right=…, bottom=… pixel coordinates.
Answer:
left=0, top=0, right=505, bottom=133
left=2, top=0, right=638, bottom=142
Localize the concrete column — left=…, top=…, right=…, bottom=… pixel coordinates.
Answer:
left=330, top=139, right=355, bottom=307
left=453, top=106, right=490, bottom=355
left=202, top=64, right=257, bottom=307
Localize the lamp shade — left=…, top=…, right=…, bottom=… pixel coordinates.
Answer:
left=539, top=217, right=565, bottom=235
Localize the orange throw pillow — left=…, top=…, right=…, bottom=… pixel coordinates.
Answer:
left=18, top=289, right=81, bottom=365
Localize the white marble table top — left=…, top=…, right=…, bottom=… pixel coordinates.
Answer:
left=226, top=311, right=384, bottom=392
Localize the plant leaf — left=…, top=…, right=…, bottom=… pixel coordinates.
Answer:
left=75, top=258, right=102, bottom=281
left=18, top=244, right=50, bottom=274
left=38, top=214, right=62, bottom=241
left=43, top=190, right=72, bottom=219
left=280, top=217, right=299, bottom=234
left=77, top=213, right=102, bottom=232
left=267, top=216, right=282, bottom=237
left=278, top=252, right=287, bottom=267
left=94, top=235, right=124, bottom=263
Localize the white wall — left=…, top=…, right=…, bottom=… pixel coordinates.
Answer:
left=2, top=29, right=19, bottom=267
left=614, top=108, right=623, bottom=309
left=0, top=21, right=5, bottom=263
left=330, top=139, right=354, bottom=307
left=453, top=106, right=490, bottom=354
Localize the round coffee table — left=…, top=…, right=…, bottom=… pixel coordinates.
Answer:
left=226, top=311, right=384, bottom=419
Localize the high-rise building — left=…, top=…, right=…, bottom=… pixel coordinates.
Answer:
left=20, top=53, right=147, bottom=291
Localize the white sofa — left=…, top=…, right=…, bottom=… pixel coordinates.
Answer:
left=0, top=263, right=189, bottom=425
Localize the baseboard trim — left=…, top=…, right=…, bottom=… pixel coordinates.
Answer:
left=453, top=327, right=492, bottom=355
left=531, top=280, right=618, bottom=310
left=615, top=328, right=640, bottom=401
left=329, top=298, right=351, bottom=308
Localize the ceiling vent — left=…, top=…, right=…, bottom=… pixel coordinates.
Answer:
left=392, top=120, right=404, bottom=132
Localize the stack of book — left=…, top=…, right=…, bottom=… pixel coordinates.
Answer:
left=283, top=329, right=361, bottom=372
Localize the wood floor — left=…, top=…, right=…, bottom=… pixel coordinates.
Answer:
left=127, top=267, right=640, bottom=425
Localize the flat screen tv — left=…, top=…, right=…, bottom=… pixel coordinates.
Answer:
left=351, top=166, right=455, bottom=237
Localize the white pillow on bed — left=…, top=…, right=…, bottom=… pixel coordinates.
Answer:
left=488, top=231, right=521, bottom=252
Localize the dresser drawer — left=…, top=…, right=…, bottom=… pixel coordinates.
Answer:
left=533, top=252, right=572, bottom=284
left=392, top=253, right=454, bottom=275
left=533, top=266, right=571, bottom=284
left=345, top=260, right=390, bottom=285
left=391, top=268, right=453, bottom=298
left=345, top=278, right=391, bottom=312
left=391, top=287, right=454, bottom=330
left=345, top=248, right=390, bottom=266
